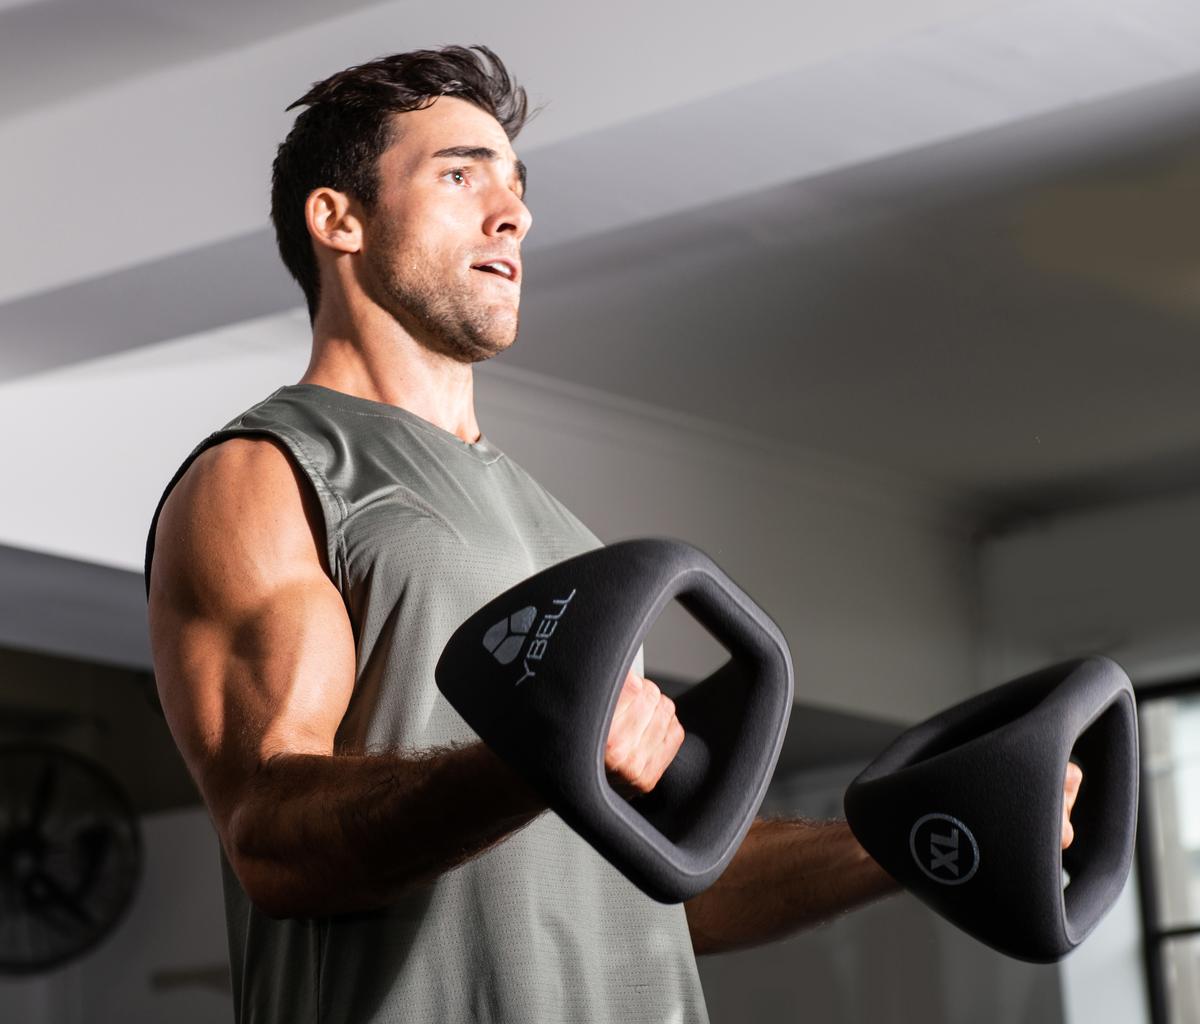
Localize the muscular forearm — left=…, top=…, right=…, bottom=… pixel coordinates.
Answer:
left=684, top=817, right=900, bottom=956
left=226, top=742, right=546, bottom=918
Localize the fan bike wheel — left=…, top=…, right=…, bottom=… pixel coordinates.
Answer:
left=0, top=743, right=142, bottom=973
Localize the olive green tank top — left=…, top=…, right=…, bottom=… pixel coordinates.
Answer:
left=144, top=383, right=709, bottom=1024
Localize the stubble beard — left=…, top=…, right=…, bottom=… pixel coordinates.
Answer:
left=366, top=227, right=519, bottom=365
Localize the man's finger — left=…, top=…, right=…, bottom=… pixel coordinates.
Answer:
left=1062, top=762, right=1083, bottom=850
left=609, top=672, right=645, bottom=735
left=620, top=683, right=673, bottom=781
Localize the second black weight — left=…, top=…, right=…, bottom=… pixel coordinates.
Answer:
left=844, top=656, right=1138, bottom=962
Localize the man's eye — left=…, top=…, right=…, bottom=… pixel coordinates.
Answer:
left=443, top=168, right=469, bottom=186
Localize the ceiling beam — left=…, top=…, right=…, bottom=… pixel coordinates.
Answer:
left=0, top=544, right=151, bottom=670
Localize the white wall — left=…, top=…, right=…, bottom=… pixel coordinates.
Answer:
left=976, top=493, right=1200, bottom=1024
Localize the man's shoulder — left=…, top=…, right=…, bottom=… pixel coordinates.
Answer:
left=161, top=436, right=324, bottom=558
left=183, top=434, right=299, bottom=492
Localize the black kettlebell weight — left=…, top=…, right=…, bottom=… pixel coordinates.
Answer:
left=436, top=539, right=794, bottom=903
left=844, top=656, right=1138, bottom=962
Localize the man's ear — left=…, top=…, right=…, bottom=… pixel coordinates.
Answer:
left=306, top=187, right=362, bottom=256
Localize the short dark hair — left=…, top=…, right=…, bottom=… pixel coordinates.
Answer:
left=270, top=44, right=535, bottom=323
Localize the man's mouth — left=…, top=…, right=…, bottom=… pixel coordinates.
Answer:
left=470, top=259, right=520, bottom=284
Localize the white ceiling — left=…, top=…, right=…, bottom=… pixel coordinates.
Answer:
left=3, top=0, right=1200, bottom=533
left=0, top=0, right=390, bottom=120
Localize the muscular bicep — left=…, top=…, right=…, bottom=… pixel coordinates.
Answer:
left=147, top=437, right=355, bottom=837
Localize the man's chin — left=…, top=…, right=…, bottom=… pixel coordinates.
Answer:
left=456, top=311, right=520, bottom=364
left=465, top=333, right=517, bottom=364
left=433, top=328, right=518, bottom=365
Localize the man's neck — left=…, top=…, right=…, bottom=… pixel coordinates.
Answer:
left=301, top=330, right=483, bottom=445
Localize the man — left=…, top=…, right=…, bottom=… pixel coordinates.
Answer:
left=146, top=45, right=1082, bottom=1023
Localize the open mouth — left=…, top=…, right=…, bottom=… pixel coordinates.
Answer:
left=470, top=260, right=519, bottom=284
left=473, top=267, right=514, bottom=282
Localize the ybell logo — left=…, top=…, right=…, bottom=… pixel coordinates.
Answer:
left=482, top=606, right=536, bottom=666
left=909, top=813, right=980, bottom=886
left=482, top=589, right=576, bottom=686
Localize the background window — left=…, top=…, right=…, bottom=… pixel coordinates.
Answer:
left=1138, top=686, right=1200, bottom=1024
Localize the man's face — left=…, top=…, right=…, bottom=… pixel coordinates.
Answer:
left=359, top=96, right=532, bottom=363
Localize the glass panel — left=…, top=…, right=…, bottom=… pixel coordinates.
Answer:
left=1142, top=697, right=1200, bottom=929
left=1163, top=935, right=1200, bottom=1024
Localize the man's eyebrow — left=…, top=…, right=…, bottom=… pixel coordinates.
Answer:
left=430, top=145, right=527, bottom=197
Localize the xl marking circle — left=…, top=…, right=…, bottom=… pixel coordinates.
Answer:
left=909, top=812, right=980, bottom=886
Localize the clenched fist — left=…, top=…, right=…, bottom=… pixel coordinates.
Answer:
left=605, top=671, right=685, bottom=797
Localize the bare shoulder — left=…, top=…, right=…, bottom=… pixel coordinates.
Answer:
left=151, top=436, right=330, bottom=613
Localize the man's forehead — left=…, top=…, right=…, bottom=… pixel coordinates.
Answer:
left=388, top=97, right=515, bottom=161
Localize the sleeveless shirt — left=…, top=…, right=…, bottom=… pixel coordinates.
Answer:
left=144, top=383, right=709, bottom=1024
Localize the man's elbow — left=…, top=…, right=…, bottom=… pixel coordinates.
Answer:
left=226, top=843, right=309, bottom=920
left=224, top=813, right=415, bottom=919
left=223, top=804, right=312, bottom=919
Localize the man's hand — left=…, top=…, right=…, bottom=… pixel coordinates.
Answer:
left=605, top=671, right=685, bottom=797
left=1062, top=761, right=1083, bottom=850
